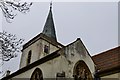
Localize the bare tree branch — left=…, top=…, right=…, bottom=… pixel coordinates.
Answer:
left=0, top=31, right=24, bottom=61
left=0, top=0, right=32, bottom=22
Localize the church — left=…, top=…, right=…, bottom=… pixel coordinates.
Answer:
left=2, top=3, right=120, bottom=80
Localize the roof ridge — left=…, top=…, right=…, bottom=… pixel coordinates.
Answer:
left=92, top=46, right=120, bottom=57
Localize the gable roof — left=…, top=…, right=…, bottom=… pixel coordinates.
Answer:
left=92, top=46, right=120, bottom=76
left=65, top=38, right=92, bottom=57
left=22, top=33, right=64, bottom=50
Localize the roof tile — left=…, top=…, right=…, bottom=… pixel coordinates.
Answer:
left=92, top=46, right=120, bottom=72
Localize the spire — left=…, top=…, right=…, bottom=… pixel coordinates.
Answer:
left=42, top=2, right=57, bottom=41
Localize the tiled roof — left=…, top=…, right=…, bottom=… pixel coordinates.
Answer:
left=92, top=46, right=120, bottom=75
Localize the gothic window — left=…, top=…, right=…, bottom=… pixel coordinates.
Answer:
left=44, top=45, right=49, bottom=54
left=30, top=68, right=43, bottom=80
left=73, top=60, right=93, bottom=80
left=27, top=50, right=32, bottom=65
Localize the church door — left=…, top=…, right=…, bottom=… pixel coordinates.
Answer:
left=30, top=68, right=43, bottom=80
left=73, top=60, right=93, bottom=80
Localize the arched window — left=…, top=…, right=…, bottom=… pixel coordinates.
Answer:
left=27, top=50, right=32, bottom=65
left=30, top=68, right=43, bottom=80
left=73, top=60, right=93, bottom=80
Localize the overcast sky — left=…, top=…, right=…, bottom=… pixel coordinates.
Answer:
left=0, top=1, right=119, bottom=77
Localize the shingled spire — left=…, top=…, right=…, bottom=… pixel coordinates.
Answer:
left=42, top=2, right=57, bottom=41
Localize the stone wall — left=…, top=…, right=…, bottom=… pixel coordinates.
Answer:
left=20, top=38, right=60, bottom=68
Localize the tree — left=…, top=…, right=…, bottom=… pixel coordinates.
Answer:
left=0, top=31, right=24, bottom=61
left=0, top=0, right=32, bottom=22
left=0, top=0, right=31, bottom=60
left=0, top=0, right=31, bottom=77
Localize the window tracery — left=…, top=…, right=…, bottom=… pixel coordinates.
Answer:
left=74, top=61, right=93, bottom=80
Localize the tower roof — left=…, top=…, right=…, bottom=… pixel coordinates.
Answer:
left=42, top=3, right=57, bottom=41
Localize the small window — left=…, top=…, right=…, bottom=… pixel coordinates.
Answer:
left=27, top=50, right=32, bottom=65
left=44, top=45, right=49, bottom=54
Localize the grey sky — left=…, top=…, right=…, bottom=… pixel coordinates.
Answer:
left=0, top=2, right=118, bottom=77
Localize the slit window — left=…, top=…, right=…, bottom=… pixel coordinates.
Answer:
left=27, top=50, right=32, bottom=65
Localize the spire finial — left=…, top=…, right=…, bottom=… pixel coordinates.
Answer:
left=50, top=1, right=52, bottom=9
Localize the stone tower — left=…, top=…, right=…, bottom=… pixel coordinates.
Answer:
left=20, top=3, right=63, bottom=68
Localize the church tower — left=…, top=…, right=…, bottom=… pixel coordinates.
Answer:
left=20, top=3, right=63, bottom=68
left=2, top=3, right=96, bottom=80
